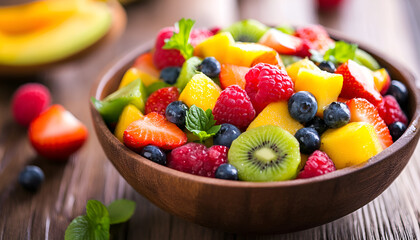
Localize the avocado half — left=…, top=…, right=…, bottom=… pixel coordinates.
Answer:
left=0, top=1, right=112, bottom=66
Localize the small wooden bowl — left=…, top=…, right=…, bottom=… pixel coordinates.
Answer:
left=90, top=32, right=420, bottom=234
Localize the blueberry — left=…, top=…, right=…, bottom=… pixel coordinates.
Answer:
left=18, top=165, right=45, bottom=191
left=197, top=57, right=221, bottom=78
left=215, top=163, right=239, bottom=180
left=323, top=102, right=350, bottom=128
left=165, top=101, right=188, bottom=129
left=318, top=61, right=336, bottom=73
left=160, top=67, right=181, bottom=84
left=288, top=91, right=318, bottom=123
left=294, top=128, right=320, bottom=154
left=213, top=123, right=241, bottom=148
left=387, top=80, right=408, bottom=105
left=388, top=121, right=407, bottom=142
left=140, top=145, right=167, bottom=165
left=304, top=116, right=328, bottom=135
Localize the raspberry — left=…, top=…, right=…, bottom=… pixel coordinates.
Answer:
left=298, top=150, right=336, bottom=179
left=377, top=95, right=408, bottom=126
left=295, top=25, right=334, bottom=53
left=145, top=87, right=179, bottom=116
left=168, top=143, right=228, bottom=177
left=245, top=63, right=294, bottom=113
left=11, top=83, right=51, bottom=126
left=213, top=85, right=256, bottom=130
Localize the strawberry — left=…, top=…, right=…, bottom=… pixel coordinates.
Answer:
left=346, top=98, right=393, bottom=149
left=258, top=29, right=311, bottom=57
left=145, top=87, right=179, bottom=115
left=29, top=105, right=88, bottom=160
left=295, top=25, right=334, bottom=53
left=335, top=60, right=383, bottom=106
left=123, top=112, right=187, bottom=150
left=153, top=27, right=213, bottom=70
left=377, top=95, right=408, bottom=126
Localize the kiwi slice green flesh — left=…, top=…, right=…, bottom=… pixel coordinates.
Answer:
left=354, top=49, right=380, bottom=70
left=228, top=125, right=301, bottom=182
left=175, top=56, right=202, bottom=91
left=222, top=19, right=268, bottom=43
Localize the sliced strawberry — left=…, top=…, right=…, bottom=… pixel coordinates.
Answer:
left=153, top=27, right=213, bottom=70
left=123, top=112, right=187, bottom=150
left=28, top=104, right=88, bottom=160
left=295, top=25, right=334, bottom=53
left=346, top=98, right=393, bottom=149
left=219, top=64, right=250, bottom=90
left=258, top=29, right=311, bottom=57
left=145, top=87, right=179, bottom=115
left=336, top=60, right=383, bottom=106
left=377, top=95, right=408, bottom=126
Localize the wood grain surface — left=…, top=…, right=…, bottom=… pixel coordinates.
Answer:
left=1, top=0, right=419, bottom=239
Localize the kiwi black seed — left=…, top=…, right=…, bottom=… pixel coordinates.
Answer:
left=222, top=19, right=269, bottom=43
left=228, top=125, right=301, bottom=182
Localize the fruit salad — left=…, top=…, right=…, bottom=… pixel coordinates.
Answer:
left=92, top=18, right=410, bottom=182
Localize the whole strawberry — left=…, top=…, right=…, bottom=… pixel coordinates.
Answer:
left=11, top=83, right=51, bottom=126
left=29, top=105, right=88, bottom=160
left=145, top=87, right=179, bottom=115
left=168, top=143, right=228, bottom=177
left=213, top=85, right=256, bottom=130
left=245, top=63, right=294, bottom=113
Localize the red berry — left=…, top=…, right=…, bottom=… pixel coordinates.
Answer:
left=153, top=27, right=213, bottom=70
left=295, top=25, right=334, bottom=53
left=213, top=85, right=256, bottom=130
left=245, top=63, right=294, bottom=113
left=11, top=83, right=51, bottom=126
left=298, top=150, right=336, bottom=179
left=336, top=60, right=383, bottom=106
left=377, top=95, right=408, bottom=126
left=123, top=112, right=187, bottom=151
left=145, top=87, right=179, bottom=116
left=168, top=143, right=228, bottom=177
left=29, top=105, right=88, bottom=160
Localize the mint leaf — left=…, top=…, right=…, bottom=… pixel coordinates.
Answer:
left=323, top=41, right=358, bottom=64
left=185, top=105, right=221, bottom=142
left=163, top=18, right=195, bottom=60
left=65, top=200, right=110, bottom=240
left=107, top=199, right=136, bottom=225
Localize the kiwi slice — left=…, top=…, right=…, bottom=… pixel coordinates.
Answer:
left=354, top=49, right=380, bottom=70
left=222, top=19, right=268, bottom=43
left=92, top=78, right=146, bottom=124
left=175, top=56, right=202, bottom=91
left=228, top=125, right=301, bottom=182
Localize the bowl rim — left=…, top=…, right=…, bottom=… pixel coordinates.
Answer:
left=90, top=29, right=420, bottom=189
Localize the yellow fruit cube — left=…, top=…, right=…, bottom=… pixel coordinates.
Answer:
left=119, top=67, right=161, bottom=89
left=178, top=73, right=221, bottom=111
left=194, top=32, right=235, bottom=64
left=114, top=104, right=144, bottom=142
left=286, top=58, right=319, bottom=83
left=247, top=101, right=303, bottom=135
left=320, top=122, right=383, bottom=169
left=225, top=42, right=275, bottom=67
left=295, top=68, right=343, bottom=116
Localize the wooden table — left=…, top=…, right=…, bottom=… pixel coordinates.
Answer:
left=1, top=0, right=419, bottom=239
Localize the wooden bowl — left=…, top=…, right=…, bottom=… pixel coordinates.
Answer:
left=90, top=32, right=420, bottom=234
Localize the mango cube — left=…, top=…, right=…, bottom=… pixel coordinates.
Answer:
left=320, top=122, right=383, bottom=169
left=247, top=101, right=303, bottom=135
left=194, top=32, right=234, bottom=64
left=295, top=68, right=343, bottom=116
left=286, top=58, right=319, bottom=83
left=114, top=104, right=143, bottom=142
left=178, top=73, right=221, bottom=111
left=224, top=42, right=275, bottom=67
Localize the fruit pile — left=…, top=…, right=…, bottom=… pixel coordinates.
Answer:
left=93, top=19, right=410, bottom=182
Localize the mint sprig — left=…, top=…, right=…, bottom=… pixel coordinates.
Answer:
left=185, top=105, right=221, bottom=143
left=163, top=18, right=195, bottom=60
left=65, top=199, right=136, bottom=240
left=311, top=41, right=358, bottom=65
